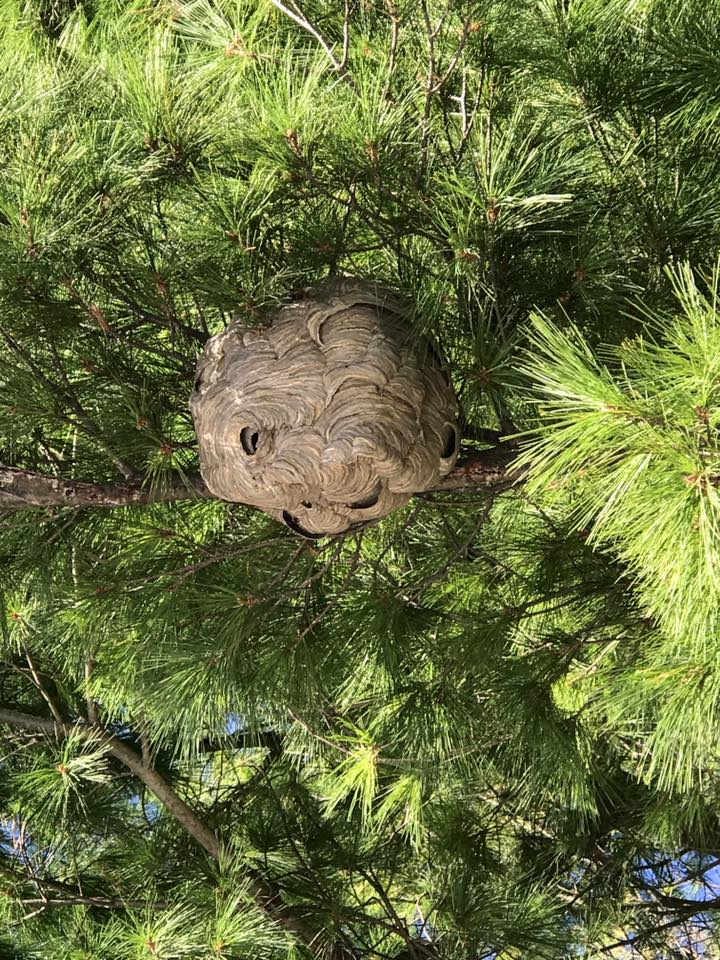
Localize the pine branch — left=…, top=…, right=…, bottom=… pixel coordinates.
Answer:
left=101, top=278, right=207, bottom=346
left=0, top=465, right=211, bottom=510
left=594, top=906, right=716, bottom=956
left=0, top=707, right=349, bottom=958
left=0, top=706, right=222, bottom=857
left=431, top=442, right=523, bottom=492
left=0, top=862, right=167, bottom=910
left=21, top=646, right=64, bottom=726
left=0, top=328, right=140, bottom=481
left=0, top=444, right=521, bottom=515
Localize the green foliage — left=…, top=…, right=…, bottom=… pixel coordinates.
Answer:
left=0, top=0, right=720, bottom=958
left=520, top=263, right=720, bottom=793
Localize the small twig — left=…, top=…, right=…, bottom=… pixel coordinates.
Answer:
left=260, top=542, right=307, bottom=596
left=341, top=0, right=353, bottom=70
left=192, top=294, right=210, bottom=339
left=449, top=70, right=468, bottom=151
left=270, top=539, right=345, bottom=607
left=429, top=17, right=472, bottom=93
left=35, top=434, right=61, bottom=475
left=102, top=277, right=206, bottom=346
left=15, top=895, right=169, bottom=911
left=287, top=709, right=356, bottom=757
left=121, top=537, right=284, bottom=594
left=291, top=532, right=364, bottom=643
left=12, top=905, right=47, bottom=924
left=383, top=1, right=399, bottom=99
left=85, top=658, right=98, bottom=725
left=269, top=0, right=356, bottom=88
left=356, top=864, right=423, bottom=956
left=59, top=278, right=113, bottom=335
left=170, top=537, right=281, bottom=587
left=418, top=0, right=437, bottom=181
left=402, top=497, right=494, bottom=598
left=456, top=72, right=482, bottom=160
left=22, top=646, right=64, bottom=727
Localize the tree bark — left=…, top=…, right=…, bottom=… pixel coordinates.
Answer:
left=0, top=444, right=522, bottom=514
left=431, top=442, right=523, bottom=491
left=0, top=464, right=211, bottom=510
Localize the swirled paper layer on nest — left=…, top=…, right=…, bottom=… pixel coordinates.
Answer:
left=190, top=277, right=459, bottom=536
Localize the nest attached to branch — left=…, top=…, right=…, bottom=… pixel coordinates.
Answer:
left=190, top=277, right=459, bottom=537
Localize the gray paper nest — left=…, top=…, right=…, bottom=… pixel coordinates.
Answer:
left=190, top=277, right=459, bottom=537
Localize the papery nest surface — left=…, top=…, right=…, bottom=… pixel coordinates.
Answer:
left=190, top=277, right=459, bottom=536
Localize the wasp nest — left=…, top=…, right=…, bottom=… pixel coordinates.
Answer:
left=190, top=277, right=459, bottom=537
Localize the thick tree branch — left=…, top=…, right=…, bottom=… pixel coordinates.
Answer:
left=0, top=444, right=521, bottom=515
left=0, top=465, right=211, bottom=511
left=0, top=707, right=220, bottom=858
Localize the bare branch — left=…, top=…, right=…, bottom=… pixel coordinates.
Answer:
left=0, top=464, right=211, bottom=511
left=456, top=71, right=482, bottom=160
left=341, top=0, right=353, bottom=70
left=22, top=647, right=64, bottom=727
left=383, top=1, right=400, bottom=98
left=419, top=0, right=437, bottom=179
left=430, top=17, right=472, bottom=94
left=269, top=0, right=356, bottom=88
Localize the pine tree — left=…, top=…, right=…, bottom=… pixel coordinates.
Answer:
left=1, top=0, right=720, bottom=957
